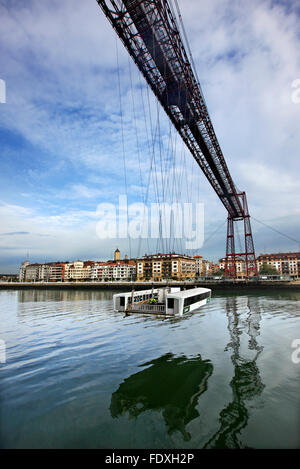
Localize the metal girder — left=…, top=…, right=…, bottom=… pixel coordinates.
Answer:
left=97, top=0, right=245, bottom=218
left=96, top=0, right=257, bottom=276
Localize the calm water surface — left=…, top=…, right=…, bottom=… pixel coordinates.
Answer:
left=0, top=288, right=299, bottom=449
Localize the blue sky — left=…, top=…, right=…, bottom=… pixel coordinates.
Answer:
left=0, top=0, right=300, bottom=273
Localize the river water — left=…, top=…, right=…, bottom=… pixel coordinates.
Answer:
left=0, top=288, right=299, bottom=449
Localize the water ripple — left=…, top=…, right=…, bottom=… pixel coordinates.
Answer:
left=0, top=289, right=299, bottom=449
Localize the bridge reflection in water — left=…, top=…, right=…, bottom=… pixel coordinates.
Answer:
left=204, top=296, right=265, bottom=448
left=109, top=295, right=265, bottom=447
left=110, top=353, right=213, bottom=441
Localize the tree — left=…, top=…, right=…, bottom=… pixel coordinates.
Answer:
left=259, top=263, right=278, bottom=275
left=213, top=269, right=225, bottom=277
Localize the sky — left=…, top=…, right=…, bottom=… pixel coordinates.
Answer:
left=0, top=0, right=299, bottom=273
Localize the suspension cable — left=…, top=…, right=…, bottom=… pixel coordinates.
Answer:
left=252, top=216, right=300, bottom=247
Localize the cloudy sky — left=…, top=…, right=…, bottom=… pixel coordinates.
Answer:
left=0, top=0, right=299, bottom=273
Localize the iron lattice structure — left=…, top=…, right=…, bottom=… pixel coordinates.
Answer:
left=96, top=0, right=257, bottom=277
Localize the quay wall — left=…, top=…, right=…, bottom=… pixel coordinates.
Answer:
left=0, top=281, right=299, bottom=290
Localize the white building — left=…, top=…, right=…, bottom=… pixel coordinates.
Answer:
left=91, top=261, right=136, bottom=281
left=64, top=261, right=93, bottom=281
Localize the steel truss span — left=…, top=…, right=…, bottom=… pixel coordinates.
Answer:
left=97, top=0, right=257, bottom=277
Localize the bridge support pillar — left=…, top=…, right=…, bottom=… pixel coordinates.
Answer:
left=225, top=193, right=257, bottom=279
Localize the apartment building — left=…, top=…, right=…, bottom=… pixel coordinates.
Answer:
left=64, top=261, right=94, bottom=281
left=18, top=249, right=136, bottom=283
left=201, top=260, right=220, bottom=277
left=194, top=256, right=203, bottom=276
left=217, top=252, right=300, bottom=278
left=219, top=257, right=246, bottom=278
left=48, top=263, right=66, bottom=282
left=19, top=261, right=30, bottom=282
left=19, top=261, right=67, bottom=282
left=136, top=253, right=196, bottom=281
left=91, top=260, right=136, bottom=281
left=257, top=252, right=300, bottom=278
left=23, top=263, right=40, bottom=282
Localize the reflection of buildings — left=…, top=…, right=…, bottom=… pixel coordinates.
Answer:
left=17, top=289, right=113, bottom=304
left=110, top=353, right=213, bottom=441
left=204, top=297, right=264, bottom=449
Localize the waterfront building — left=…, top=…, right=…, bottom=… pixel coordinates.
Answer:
left=91, top=260, right=136, bottom=281
left=113, top=261, right=136, bottom=280
left=200, top=259, right=220, bottom=277
left=219, top=257, right=245, bottom=278
left=217, top=252, right=300, bottom=279
left=25, top=263, right=40, bottom=282
left=136, top=253, right=196, bottom=282
left=256, top=252, right=300, bottom=278
left=64, top=261, right=94, bottom=281
left=19, top=261, right=30, bottom=282
left=19, top=261, right=68, bottom=282
left=194, top=256, right=203, bottom=276
left=18, top=249, right=137, bottom=283
left=48, top=263, right=66, bottom=282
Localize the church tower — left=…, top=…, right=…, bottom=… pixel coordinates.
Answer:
left=114, top=248, right=120, bottom=261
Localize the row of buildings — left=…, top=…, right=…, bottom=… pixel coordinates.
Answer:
left=19, top=250, right=300, bottom=282
left=219, top=252, right=300, bottom=279
left=19, top=250, right=220, bottom=283
left=256, top=252, right=300, bottom=278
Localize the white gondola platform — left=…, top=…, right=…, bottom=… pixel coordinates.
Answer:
left=113, top=287, right=211, bottom=317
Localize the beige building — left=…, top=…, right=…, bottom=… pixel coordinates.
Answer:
left=193, top=256, right=220, bottom=277
left=64, top=261, right=94, bottom=281
left=23, top=263, right=40, bottom=282
left=218, top=252, right=300, bottom=278
left=219, top=257, right=246, bottom=278
left=136, top=253, right=196, bottom=281
left=19, top=261, right=30, bottom=282
left=48, top=263, right=66, bottom=282
left=257, top=252, right=300, bottom=278
left=91, top=260, right=136, bottom=281
left=194, top=256, right=203, bottom=276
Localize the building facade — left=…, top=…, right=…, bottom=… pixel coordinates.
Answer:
left=91, top=260, right=136, bottom=281
left=218, top=252, right=300, bottom=278
left=19, top=262, right=67, bottom=282
left=194, top=256, right=203, bottom=276
left=18, top=249, right=136, bottom=283
left=256, top=252, right=300, bottom=278
left=219, top=257, right=246, bottom=278
left=64, top=261, right=94, bottom=281
left=136, top=253, right=196, bottom=281
left=19, top=261, right=30, bottom=282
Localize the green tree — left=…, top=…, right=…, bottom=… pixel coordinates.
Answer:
left=259, top=263, right=278, bottom=275
left=214, top=269, right=225, bottom=277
